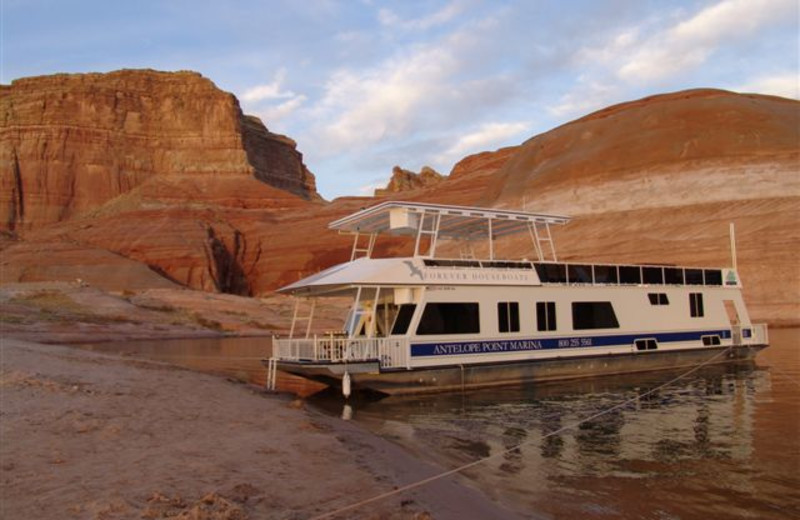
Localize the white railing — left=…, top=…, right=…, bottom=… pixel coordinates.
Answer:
left=273, top=336, right=410, bottom=369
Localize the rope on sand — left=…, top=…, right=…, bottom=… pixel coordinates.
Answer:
left=309, top=346, right=736, bottom=520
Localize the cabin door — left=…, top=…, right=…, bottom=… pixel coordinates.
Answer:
left=723, top=300, right=741, bottom=344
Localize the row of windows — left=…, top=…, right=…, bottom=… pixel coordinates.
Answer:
left=393, top=293, right=708, bottom=336
left=421, top=259, right=726, bottom=287
left=407, top=300, right=621, bottom=336
left=534, top=263, right=723, bottom=286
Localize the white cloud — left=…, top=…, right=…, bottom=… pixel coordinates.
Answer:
left=240, top=69, right=296, bottom=102
left=736, top=72, right=800, bottom=99
left=618, top=0, right=797, bottom=83
left=378, top=0, right=466, bottom=31
left=311, top=44, right=460, bottom=154
left=548, top=79, right=620, bottom=119
left=357, top=180, right=388, bottom=195
left=551, top=0, right=798, bottom=120
left=437, top=121, right=530, bottom=164
left=257, top=95, right=308, bottom=124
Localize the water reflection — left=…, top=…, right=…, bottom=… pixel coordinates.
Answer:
left=76, top=329, right=800, bottom=519
left=75, top=336, right=326, bottom=396
left=311, top=329, right=800, bottom=519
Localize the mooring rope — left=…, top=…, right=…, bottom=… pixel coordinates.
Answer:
left=309, top=346, right=735, bottom=520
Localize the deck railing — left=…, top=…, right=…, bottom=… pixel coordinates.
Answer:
left=273, top=336, right=410, bottom=369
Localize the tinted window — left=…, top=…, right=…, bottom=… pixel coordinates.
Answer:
left=664, top=268, right=683, bottom=285
left=391, top=304, right=417, bottom=335
left=643, top=267, right=664, bottom=284
left=497, top=302, right=520, bottom=333
left=635, top=339, right=658, bottom=351
left=619, top=266, right=641, bottom=284
left=593, top=265, right=618, bottom=284
left=690, top=293, right=704, bottom=317
left=572, top=302, right=620, bottom=330
left=704, top=270, right=722, bottom=286
left=417, top=303, right=480, bottom=335
left=535, top=263, right=567, bottom=283
left=536, top=301, right=557, bottom=331
left=648, top=293, right=669, bottom=305
left=685, top=269, right=703, bottom=285
left=568, top=264, right=593, bottom=283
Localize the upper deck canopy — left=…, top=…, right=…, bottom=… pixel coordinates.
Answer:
left=329, top=201, right=571, bottom=240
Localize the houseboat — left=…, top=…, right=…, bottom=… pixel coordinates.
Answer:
left=265, top=201, right=768, bottom=396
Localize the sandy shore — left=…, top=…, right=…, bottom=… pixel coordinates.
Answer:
left=0, top=337, right=517, bottom=520
left=0, top=282, right=349, bottom=345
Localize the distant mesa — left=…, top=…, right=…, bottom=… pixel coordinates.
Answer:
left=0, top=69, right=318, bottom=233
left=374, top=165, right=444, bottom=197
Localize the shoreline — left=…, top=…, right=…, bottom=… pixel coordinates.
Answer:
left=0, top=337, right=517, bottom=520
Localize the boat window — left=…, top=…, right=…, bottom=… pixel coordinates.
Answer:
left=642, top=267, right=664, bottom=285
left=572, top=302, right=620, bottom=330
left=664, top=268, right=684, bottom=285
left=497, top=302, right=520, bottom=333
left=635, top=339, right=658, bottom=351
left=648, top=293, right=669, bottom=305
left=484, top=261, right=533, bottom=269
left=568, top=264, right=593, bottom=284
left=619, top=266, right=641, bottom=284
left=423, top=259, right=481, bottom=268
left=417, top=302, right=480, bottom=335
left=702, top=335, right=721, bottom=346
left=593, top=265, right=618, bottom=284
left=704, top=269, right=723, bottom=286
left=689, top=293, right=704, bottom=317
left=536, top=301, right=557, bottom=331
left=390, top=304, right=417, bottom=335
left=534, top=263, right=567, bottom=283
left=685, top=269, right=704, bottom=285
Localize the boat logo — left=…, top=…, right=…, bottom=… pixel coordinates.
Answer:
left=403, top=260, right=424, bottom=280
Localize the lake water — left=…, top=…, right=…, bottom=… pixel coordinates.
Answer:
left=78, top=328, right=800, bottom=519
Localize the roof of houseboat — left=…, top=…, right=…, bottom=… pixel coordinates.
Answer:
left=329, top=201, right=571, bottom=239
left=278, top=201, right=740, bottom=296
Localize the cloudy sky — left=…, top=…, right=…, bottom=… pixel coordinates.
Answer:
left=3, top=0, right=798, bottom=199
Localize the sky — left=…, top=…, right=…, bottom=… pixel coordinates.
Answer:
left=2, top=0, right=798, bottom=199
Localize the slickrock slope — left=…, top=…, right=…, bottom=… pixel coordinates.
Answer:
left=480, top=89, right=800, bottom=325
left=0, top=69, right=317, bottom=233
left=483, top=89, right=798, bottom=213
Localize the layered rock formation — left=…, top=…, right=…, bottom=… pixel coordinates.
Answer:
left=478, top=89, right=799, bottom=325
left=0, top=69, right=316, bottom=233
left=1, top=72, right=797, bottom=325
left=374, top=165, right=444, bottom=196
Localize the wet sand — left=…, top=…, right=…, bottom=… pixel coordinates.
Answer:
left=0, top=338, right=517, bottom=520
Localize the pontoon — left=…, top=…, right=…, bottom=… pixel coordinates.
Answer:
left=264, top=201, right=768, bottom=396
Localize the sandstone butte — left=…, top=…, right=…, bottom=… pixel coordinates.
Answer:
left=1, top=70, right=798, bottom=326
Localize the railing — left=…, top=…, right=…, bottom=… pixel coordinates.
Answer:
left=273, top=336, right=410, bottom=369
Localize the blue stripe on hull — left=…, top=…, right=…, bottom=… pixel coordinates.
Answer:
left=410, top=329, right=731, bottom=357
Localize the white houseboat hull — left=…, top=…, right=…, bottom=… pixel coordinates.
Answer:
left=274, top=343, right=766, bottom=396
left=265, top=201, right=770, bottom=398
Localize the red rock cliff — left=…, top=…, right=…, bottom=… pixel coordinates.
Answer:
left=0, top=69, right=317, bottom=233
